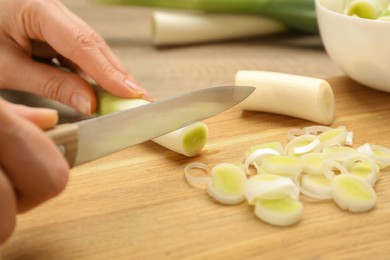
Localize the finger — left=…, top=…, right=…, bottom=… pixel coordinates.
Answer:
left=0, top=98, right=69, bottom=213
left=7, top=101, right=59, bottom=130
left=58, top=56, right=154, bottom=101
left=23, top=0, right=149, bottom=99
left=1, top=49, right=96, bottom=115
left=0, top=168, right=17, bottom=245
left=58, top=56, right=90, bottom=78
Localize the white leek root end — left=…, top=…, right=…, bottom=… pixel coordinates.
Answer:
left=331, top=174, right=376, bottom=212
left=152, top=11, right=286, bottom=46
left=254, top=197, right=303, bottom=227
left=235, top=71, right=335, bottom=125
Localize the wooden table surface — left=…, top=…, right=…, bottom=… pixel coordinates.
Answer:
left=3, top=1, right=390, bottom=259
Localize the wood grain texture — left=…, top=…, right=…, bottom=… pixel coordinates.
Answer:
left=4, top=1, right=390, bottom=260
left=3, top=77, right=390, bottom=259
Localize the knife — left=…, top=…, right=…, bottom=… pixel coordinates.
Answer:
left=47, top=86, right=255, bottom=167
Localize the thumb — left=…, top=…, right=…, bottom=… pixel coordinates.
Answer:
left=6, top=101, right=59, bottom=130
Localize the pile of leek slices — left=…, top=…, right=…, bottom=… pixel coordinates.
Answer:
left=184, top=125, right=390, bottom=227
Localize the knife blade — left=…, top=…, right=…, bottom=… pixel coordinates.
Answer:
left=47, top=86, right=255, bottom=167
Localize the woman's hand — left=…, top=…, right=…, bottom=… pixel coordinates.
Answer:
left=0, top=0, right=151, bottom=244
left=0, top=98, right=68, bottom=244
left=0, top=0, right=150, bottom=114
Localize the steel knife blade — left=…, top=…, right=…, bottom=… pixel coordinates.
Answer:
left=47, top=86, right=255, bottom=167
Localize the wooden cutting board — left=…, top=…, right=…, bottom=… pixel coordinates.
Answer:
left=2, top=76, right=390, bottom=259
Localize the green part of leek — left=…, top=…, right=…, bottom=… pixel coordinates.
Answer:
left=92, top=0, right=318, bottom=33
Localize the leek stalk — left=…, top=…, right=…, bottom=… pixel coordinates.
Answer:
left=152, top=11, right=286, bottom=46
left=92, top=0, right=318, bottom=33
left=235, top=71, right=335, bottom=125
left=95, top=90, right=209, bottom=157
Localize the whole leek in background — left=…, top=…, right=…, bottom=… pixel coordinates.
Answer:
left=92, top=0, right=318, bottom=33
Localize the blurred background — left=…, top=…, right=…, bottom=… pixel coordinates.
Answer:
left=60, top=0, right=343, bottom=98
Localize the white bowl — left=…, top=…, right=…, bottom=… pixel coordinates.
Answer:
left=316, top=0, right=390, bottom=92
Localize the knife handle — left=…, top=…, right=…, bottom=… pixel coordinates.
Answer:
left=46, top=124, right=79, bottom=167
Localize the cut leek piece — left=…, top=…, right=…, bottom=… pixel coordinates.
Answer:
left=378, top=4, right=390, bottom=20
left=97, top=92, right=150, bottom=115
left=322, top=159, right=349, bottom=180
left=345, top=0, right=388, bottom=19
left=244, top=147, right=281, bottom=174
left=261, top=155, right=302, bottom=178
left=153, top=122, right=208, bottom=156
left=235, top=71, right=335, bottom=125
left=301, top=153, right=325, bottom=176
left=96, top=91, right=208, bottom=156
left=152, top=11, right=286, bottom=46
left=318, top=126, right=348, bottom=148
left=184, top=162, right=210, bottom=184
left=322, top=146, right=358, bottom=163
left=357, top=143, right=390, bottom=169
left=244, top=174, right=299, bottom=204
left=300, top=174, right=332, bottom=200
left=287, top=128, right=306, bottom=141
left=254, top=197, right=303, bottom=226
left=343, top=154, right=379, bottom=186
left=245, top=142, right=285, bottom=158
left=303, top=125, right=332, bottom=135
left=285, top=135, right=321, bottom=157
left=207, top=163, right=247, bottom=205
left=331, top=174, right=376, bottom=212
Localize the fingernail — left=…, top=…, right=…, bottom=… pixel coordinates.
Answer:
left=143, top=92, right=155, bottom=102
left=124, top=79, right=150, bottom=97
left=71, top=93, right=91, bottom=115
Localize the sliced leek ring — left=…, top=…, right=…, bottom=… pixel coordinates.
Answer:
left=244, top=174, right=299, bottom=204
left=331, top=174, right=376, bottom=212
left=300, top=174, right=332, bottom=200
left=301, top=152, right=325, bottom=176
left=357, top=143, right=390, bottom=169
left=285, top=134, right=321, bottom=157
left=261, top=155, right=302, bottom=177
left=207, top=163, right=248, bottom=205
left=254, top=197, right=303, bottom=226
